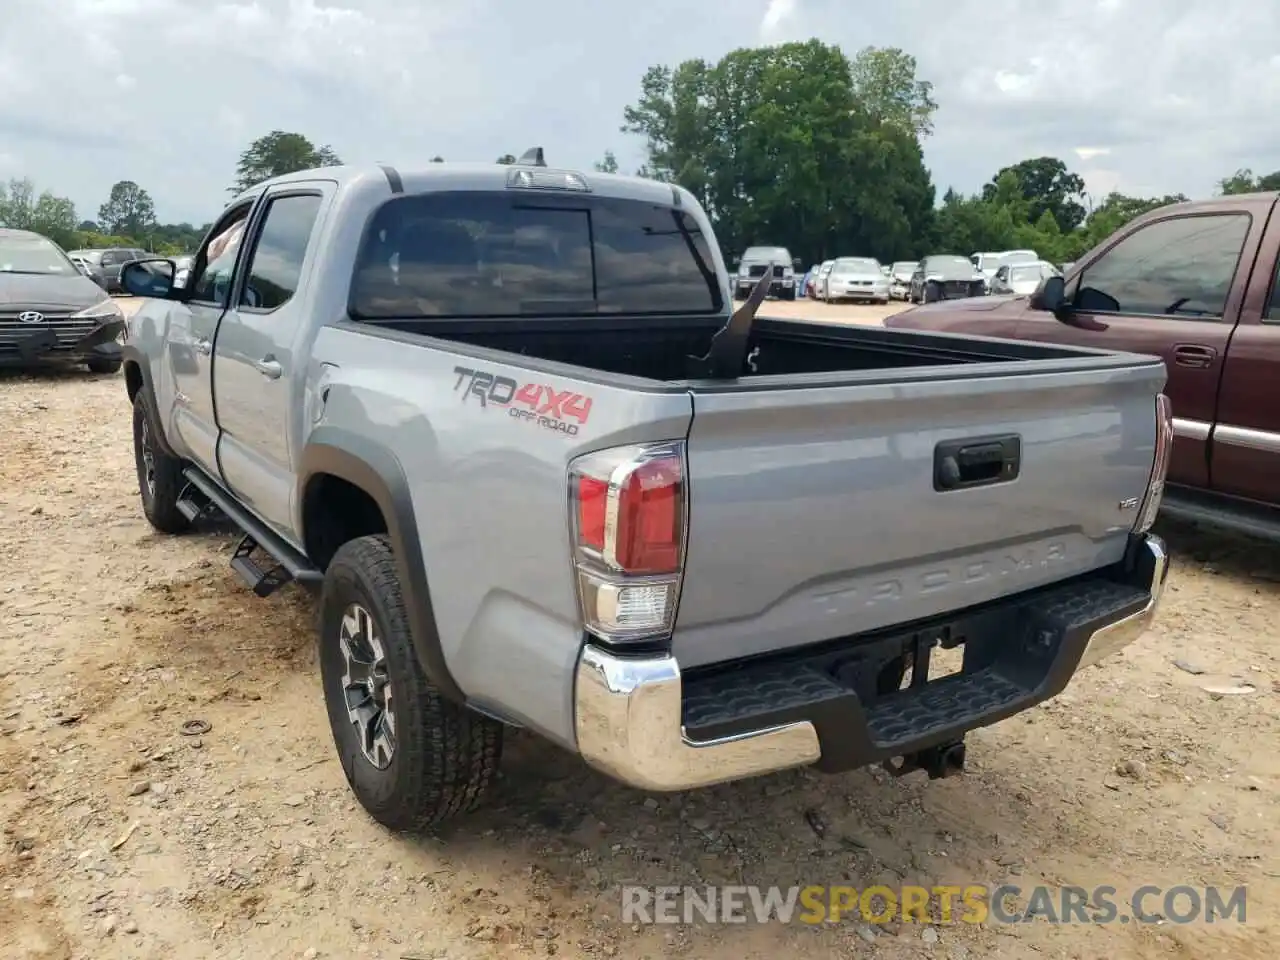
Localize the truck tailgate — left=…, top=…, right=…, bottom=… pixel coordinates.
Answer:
left=674, top=359, right=1165, bottom=668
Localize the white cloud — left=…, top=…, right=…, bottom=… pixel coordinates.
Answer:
left=760, top=0, right=798, bottom=39
left=0, top=0, right=1276, bottom=225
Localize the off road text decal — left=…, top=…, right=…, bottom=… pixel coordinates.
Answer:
left=452, top=366, right=593, bottom=436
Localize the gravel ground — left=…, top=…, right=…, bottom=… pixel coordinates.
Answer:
left=1, top=299, right=1277, bottom=959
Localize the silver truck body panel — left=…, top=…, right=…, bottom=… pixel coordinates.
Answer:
left=674, top=361, right=1164, bottom=666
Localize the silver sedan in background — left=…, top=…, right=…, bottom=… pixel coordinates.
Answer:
left=821, top=257, right=890, bottom=304
left=888, top=260, right=917, bottom=300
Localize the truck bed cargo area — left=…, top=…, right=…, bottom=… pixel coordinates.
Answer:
left=369, top=315, right=1109, bottom=384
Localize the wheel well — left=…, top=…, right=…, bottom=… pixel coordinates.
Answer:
left=124, top=362, right=143, bottom=401
left=302, top=474, right=388, bottom=570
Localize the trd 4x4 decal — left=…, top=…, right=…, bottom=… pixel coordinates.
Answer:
left=452, top=366, right=593, bottom=437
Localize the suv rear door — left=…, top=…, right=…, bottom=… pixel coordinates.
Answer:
left=1010, top=201, right=1269, bottom=489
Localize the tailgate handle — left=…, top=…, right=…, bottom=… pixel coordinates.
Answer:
left=934, top=435, right=1021, bottom=492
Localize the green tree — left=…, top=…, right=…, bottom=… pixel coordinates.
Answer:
left=621, top=41, right=936, bottom=264
left=982, top=157, right=1088, bottom=232
left=848, top=46, right=939, bottom=138
left=98, top=180, right=156, bottom=237
left=495, top=154, right=517, bottom=164
left=230, top=131, right=342, bottom=194
left=1219, top=168, right=1280, bottom=195
left=0, top=178, right=79, bottom=247
left=594, top=150, right=619, bottom=173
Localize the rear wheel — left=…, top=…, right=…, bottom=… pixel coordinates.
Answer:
left=319, top=535, right=503, bottom=831
left=132, top=392, right=189, bottom=534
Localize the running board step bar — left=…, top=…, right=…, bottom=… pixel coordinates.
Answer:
left=180, top=467, right=324, bottom=596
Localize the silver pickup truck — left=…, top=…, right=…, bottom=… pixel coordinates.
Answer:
left=118, top=151, right=1173, bottom=832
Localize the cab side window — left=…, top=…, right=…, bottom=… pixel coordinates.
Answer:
left=1072, top=213, right=1250, bottom=319
left=238, top=194, right=323, bottom=311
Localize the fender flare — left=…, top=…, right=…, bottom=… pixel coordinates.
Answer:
left=121, top=344, right=180, bottom=459
left=297, top=428, right=464, bottom=704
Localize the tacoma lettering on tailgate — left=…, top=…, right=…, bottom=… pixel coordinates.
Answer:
left=452, top=366, right=593, bottom=437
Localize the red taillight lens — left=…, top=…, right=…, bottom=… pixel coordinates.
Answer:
left=569, top=442, right=687, bottom=643
left=577, top=475, right=609, bottom=551
left=614, top=455, right=683, bottom=574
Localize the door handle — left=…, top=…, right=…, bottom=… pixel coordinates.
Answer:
left=255, top=358, right=283, bottom=379
left=194, top=338, right=212, bottom=356
left=1173, top=344, right=1216, bottom=368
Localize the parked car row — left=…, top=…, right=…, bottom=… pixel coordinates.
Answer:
left=791, top=250, right=1055, bottom=306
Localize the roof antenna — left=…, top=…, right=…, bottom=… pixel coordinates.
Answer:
left=688, top=263, right=773, bottom=379
left=517, top=147, right=547, bottom=167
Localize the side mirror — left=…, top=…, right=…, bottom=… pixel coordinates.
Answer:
left=1028, top=274, right=1066, bottom=311
left=121, top=258, right=177, bottom=298
left=730, top=256, right=740, bottom=267
left=792, top=257, right=803, bottom=270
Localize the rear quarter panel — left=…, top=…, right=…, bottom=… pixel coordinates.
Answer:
left=307, top=323, right=694, bottom=747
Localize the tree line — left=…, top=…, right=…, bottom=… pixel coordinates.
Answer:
left=2, top=42, right=1276, bottom=265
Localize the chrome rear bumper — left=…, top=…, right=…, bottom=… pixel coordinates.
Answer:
left=573, top=534, right=1169, bottom=792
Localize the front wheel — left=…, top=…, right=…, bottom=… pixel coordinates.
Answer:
left=133, top=392, right=190, bottom=534
left=923, top=282, right=939, bottom=304
left=319, top=535, right=503, bottom=831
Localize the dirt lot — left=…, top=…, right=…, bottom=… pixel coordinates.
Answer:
left=2, top=299, right=1278, bottom=960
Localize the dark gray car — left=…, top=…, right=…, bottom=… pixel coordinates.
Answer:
left=0, top=228, right=127, bottom=372
left=908, top=255, right=987, bottom=304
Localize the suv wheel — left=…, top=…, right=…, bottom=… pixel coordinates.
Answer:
left=132, top=392, right=190, bottom=534
left=319, top=534, right=503, bottom=831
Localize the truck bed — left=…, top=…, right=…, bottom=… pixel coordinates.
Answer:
left=367, top=314, right=1128, bottom=384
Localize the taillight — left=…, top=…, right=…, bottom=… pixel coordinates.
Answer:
left=1134, top=393, right=1173, bottom=534
left=569, top=442, right=686, bottom=644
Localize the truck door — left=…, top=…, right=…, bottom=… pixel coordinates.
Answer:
left=1012, top=206, right=1265, bottom=489
left=212, top=186, right=328, bottom=536
left=162, top=200, right=256, bottom=473
left=1206, top=199, right=1280, bottom=503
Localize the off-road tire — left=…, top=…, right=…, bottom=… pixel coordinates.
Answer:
left=132, top=392, right=190, bottom=534
left=88, top=357, right=123, bottom=375
left=319, top=534, right=503, bottom=831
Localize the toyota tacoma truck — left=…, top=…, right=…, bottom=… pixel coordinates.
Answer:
left=118, top=151, right=1172, bottom=833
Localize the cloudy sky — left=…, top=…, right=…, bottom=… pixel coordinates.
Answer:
left=2, top=0, right=1277, bottom=226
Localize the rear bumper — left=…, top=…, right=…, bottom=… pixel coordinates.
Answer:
left=573, top=533, right=1168, bottom=792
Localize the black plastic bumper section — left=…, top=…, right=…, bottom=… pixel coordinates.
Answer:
left=680, top=567, right=1150, bottom=774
